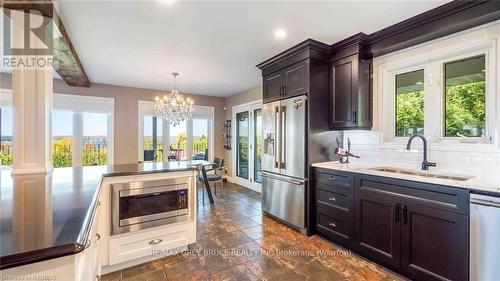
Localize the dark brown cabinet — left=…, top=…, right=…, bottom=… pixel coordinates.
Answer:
left=354, top=188, right=401, bottom=269
left=354, top=174, right=469, bottom=281
left=312, top=168, right=354, bottom=249
left=330, top=35, right=372, bottom=130
left=263, top=72, right=283, bottom=102
left=312, top=167, right=470, bottom=281
left=262, top=60, right=310, bottom=103
left=400, top=202, right=468, bottom=281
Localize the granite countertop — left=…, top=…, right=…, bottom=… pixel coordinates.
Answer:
left=311, top=160, right=500, bottom=196
left=0, top=162, right=201, bottom=270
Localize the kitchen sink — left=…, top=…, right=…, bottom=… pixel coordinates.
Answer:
left=369, top=167, right=473, bottom=181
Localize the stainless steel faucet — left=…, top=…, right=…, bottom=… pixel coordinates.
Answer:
left=406, top=134, right=436, bottom=170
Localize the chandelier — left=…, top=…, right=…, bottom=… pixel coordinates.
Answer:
left=154, top=72, right=194, bottom=127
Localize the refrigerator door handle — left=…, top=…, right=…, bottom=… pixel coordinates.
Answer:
left=261, top=171, right=305, bottom=185
left=274, top=106, right=280, bottom=168
left=280, top=106, right=286, bottom=169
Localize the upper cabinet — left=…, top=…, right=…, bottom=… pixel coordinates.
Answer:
left=330, top=34, right=372, bottom=130
left=257, top=37, right=372, bottom=131
left=262, top=60, right=310, bottom=103
left=258, top=40, right=329, bottom=104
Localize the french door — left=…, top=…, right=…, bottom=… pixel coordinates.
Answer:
left=233, top=102, right=262, bottom=192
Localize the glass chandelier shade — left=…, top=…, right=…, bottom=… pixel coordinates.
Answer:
left=154, top=72, right=194, bottom=127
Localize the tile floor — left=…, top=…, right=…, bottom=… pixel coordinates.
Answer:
left=101, top=182, right=406, bottom=281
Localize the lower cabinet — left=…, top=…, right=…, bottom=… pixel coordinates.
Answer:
left=313, top=167, right=469, bottom=281
left=354, top=189, right=401, bottom=269
left=400, top=201, right=468, bottom=281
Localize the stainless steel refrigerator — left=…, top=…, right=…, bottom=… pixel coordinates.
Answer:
left=261, top=95, right=307, bottom=232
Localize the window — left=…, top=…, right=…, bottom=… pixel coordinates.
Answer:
left=395, top=69, right=424, bottom=137
left=52, top=94, right=114, bottom=167
left=169, top=121, right=187, bottom=161
left=82, top=112, right=109, bottom=166
left=52, top=111, right=73, bottom=167
left=444, top=55, right=486, bottom=137
left=0, top=103, right=13, bottom=166
left=383, top=48, right=493, bottom=145
left=138, top=101, right=214, bottom=162
left=236, top=111, right=249, bottom=179
left=192, top=119, right=209, bottom=160
left=143, top=116, right=163, bottom=162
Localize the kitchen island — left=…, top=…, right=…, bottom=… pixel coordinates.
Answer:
left=0, top=162, right=200, bottom=280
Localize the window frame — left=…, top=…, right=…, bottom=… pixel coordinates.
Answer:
left=53, top=93, right=115, bottom=167
left=380, top=38, right=496, bottom=149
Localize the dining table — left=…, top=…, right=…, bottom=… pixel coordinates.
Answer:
left=186, top=160, right=216, bottom=204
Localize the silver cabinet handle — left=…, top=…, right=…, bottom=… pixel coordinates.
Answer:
left=149, top=239, right=163, bottom=245
left=328, top=197, right=336, bottom=201
left=328, top=222, right=336, bottom=228
left=328, top=176, right=336, bottom=181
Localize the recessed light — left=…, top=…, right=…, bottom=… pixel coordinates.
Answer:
left=274, top=29, right=287, bottom=40
left=160, top=0, right=176, bottom=5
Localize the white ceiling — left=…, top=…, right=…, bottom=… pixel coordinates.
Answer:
left=14, top=1, right=451, bottom=97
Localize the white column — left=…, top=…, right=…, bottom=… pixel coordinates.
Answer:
left=11, top=11, right=53, bottom=174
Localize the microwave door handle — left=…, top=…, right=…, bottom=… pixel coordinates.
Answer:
left=280, top=106, right=286, bottom=169
left=275, top=106, right=280, bottom=168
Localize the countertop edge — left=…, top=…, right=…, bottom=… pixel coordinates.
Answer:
left=0, top=167, right=198, bottom=270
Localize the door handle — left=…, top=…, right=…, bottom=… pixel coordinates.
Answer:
left=280, top=106, right=286, bottom=169
left=274, top=106, right=280, bottom=168
left=402, top=205, right=408, bottom=224
left=279, top=85, right=283, bottom=96
left=328, top=197, right=336, bottom=202
left=352, top=111, right=357, bottom=124
left=395, top=204, right=400, bottom=223
left=328, top=176, right=336, bottom=181
left=283, top=84, right=287, bottom=96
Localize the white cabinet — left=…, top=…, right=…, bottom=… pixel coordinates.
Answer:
left=76, top=200, right=102, bottom=281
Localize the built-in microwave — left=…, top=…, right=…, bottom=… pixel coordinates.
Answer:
left=111, top=178, right=190, bottom=235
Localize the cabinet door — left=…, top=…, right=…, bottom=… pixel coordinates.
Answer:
left=401, top=202, right=468, bottom=281
left=331, top=55, right=357, bottom=129
left=354, top=189, right=401, bottom=270
left=284, top=61, right=309, bottom=98
left=263, top=72, right=283, bottom=103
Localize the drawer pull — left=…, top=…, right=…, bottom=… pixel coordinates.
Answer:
left=328, top=222, right=336, bottom=228
left=328, top=197, right=336, bottom=201
left=149, top=239, right=163, bottom=245
left=328, top=176, right=336, bottom=181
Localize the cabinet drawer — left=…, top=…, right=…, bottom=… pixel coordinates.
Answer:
left=317, top=188, right=352, bottom=211
left=317, top=212, right=352, bottom=242
left=315, top=169, right=354, bottom=190
left=109, top=222, right=195, bottom=265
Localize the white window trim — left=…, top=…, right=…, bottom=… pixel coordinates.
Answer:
left=377, top=26, right=499, bottom=152
left=138, top=101, right=214, bottom=162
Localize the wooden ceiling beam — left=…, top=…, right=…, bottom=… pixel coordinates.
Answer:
left=2, top=0, right=91, bottom=87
